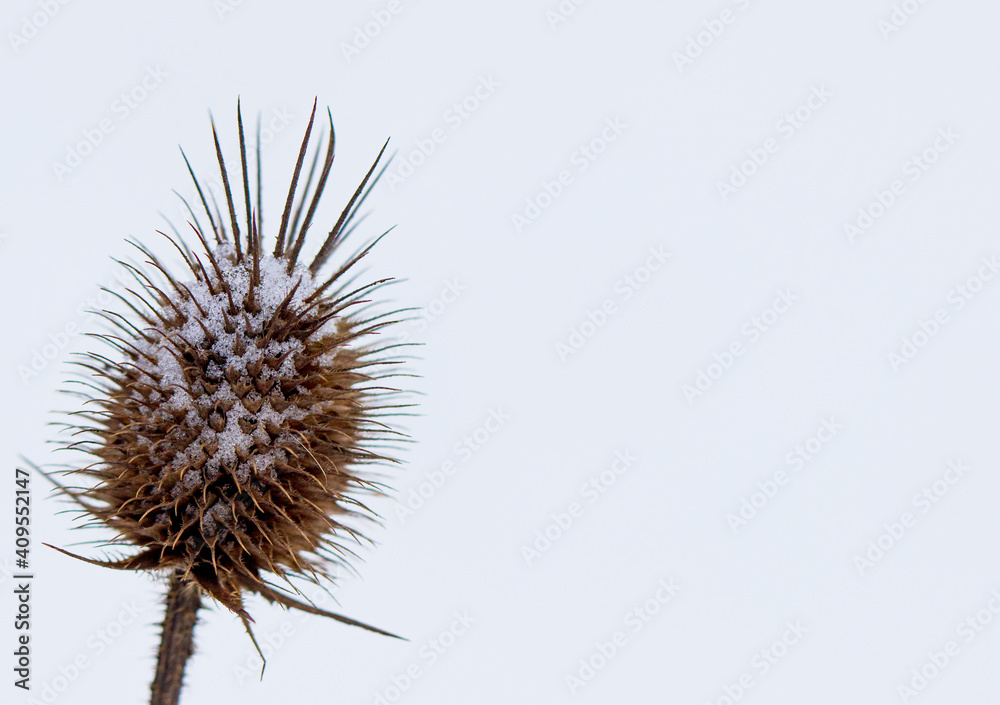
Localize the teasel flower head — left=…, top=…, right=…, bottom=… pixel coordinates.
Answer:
left=47, top=100, right=411, bottom=696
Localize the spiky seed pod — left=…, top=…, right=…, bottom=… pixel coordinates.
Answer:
left=49, top=100, right=411, bottom=661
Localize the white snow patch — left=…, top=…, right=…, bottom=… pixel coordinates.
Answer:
left=129, top=247, right=327, bottom=482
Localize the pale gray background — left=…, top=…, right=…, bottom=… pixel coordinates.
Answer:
left=2, top=1, right=999, bottom=704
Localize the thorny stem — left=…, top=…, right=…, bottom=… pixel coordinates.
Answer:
left=150, top=572, right=202, bottom=705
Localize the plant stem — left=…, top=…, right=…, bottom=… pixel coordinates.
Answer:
left=150, top=572, right=202, bottom=705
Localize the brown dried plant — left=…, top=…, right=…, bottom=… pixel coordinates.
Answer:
left=45, top=100, right=412, bottom=705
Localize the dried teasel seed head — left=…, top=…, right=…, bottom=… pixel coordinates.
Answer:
left=49, top=100, right=412, bottom=641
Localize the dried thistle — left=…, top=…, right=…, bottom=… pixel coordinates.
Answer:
left=46, top=100, right=411, bottom=705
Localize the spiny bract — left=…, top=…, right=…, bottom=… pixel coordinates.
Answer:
left=52, top=100, right=410, bottom=639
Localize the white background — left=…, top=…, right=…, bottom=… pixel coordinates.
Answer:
left=2, top=1, right=1000, bottom=704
